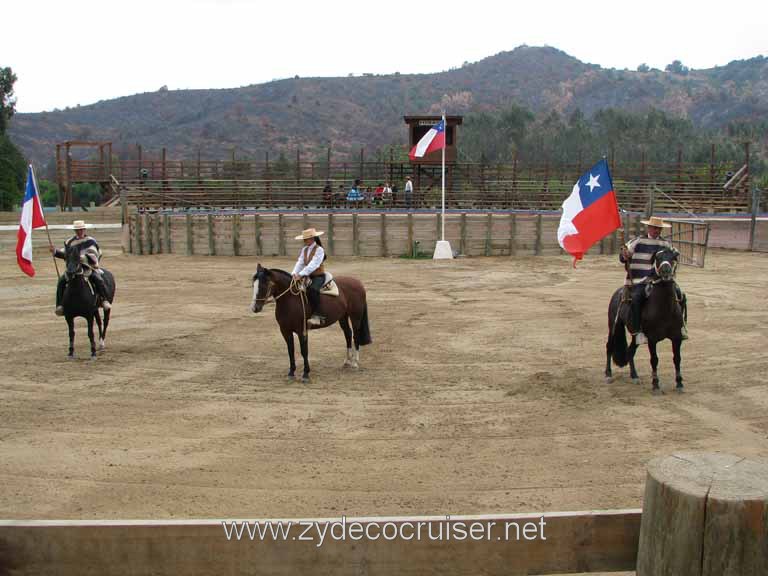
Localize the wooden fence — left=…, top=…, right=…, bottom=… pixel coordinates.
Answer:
left=126, top=210, right=685, bottom=259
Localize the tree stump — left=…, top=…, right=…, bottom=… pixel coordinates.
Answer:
left=637, top=452, right=768, bottom=576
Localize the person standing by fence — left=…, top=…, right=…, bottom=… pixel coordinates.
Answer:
left=404, top=176, right=413, bottom=209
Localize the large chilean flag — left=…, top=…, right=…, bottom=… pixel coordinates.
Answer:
left=408, top=119, right=446, bottom=160
left=16, top=165, right=47, bottom=277
left=557, top=159, right=621, bottom=265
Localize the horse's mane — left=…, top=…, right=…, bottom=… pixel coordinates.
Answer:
left=267, top=268, right=293, bottom=282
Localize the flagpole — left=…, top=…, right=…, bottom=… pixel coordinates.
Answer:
left=30, top=165, right=60, bottom=278
left=441, top=111, right=446, bottom=241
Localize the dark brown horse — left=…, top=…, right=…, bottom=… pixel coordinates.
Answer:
left=62, top=242, right=116, bottom=359
left=250, top=264, right=372, bottom=380
left=605, top=247, right=686, bottom=394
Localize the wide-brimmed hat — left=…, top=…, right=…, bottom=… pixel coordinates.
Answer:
left=294, top=227, right=325, bottom=240
left=70, top=220, right=89, bottom=230
left=640, top=216, right=671, bottom=229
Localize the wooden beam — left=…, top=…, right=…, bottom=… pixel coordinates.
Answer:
left=0, top=509, right=640, bottom=576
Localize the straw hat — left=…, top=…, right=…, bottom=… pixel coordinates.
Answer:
left=294, top=227, right=325, bottom=240
left=70, top=220, right=89, bottom=230
left=640, top=216, right=671, bottom=229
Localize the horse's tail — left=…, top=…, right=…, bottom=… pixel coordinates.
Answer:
left=608, top=289, right=629, bottom=367
left=356, top=303, right=372, bottom=346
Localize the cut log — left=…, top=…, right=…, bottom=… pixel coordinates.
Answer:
left=637, top=452, right=768, bottom=576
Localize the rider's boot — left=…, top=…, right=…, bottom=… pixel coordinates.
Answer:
left=307, top=285, right=323, bottom=326
left=55, top=276, right=66, bottom=316
left=91, top=273, right=111, bottom=310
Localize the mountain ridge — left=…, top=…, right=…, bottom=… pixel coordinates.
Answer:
left=8, top=46, right=768, bottom=171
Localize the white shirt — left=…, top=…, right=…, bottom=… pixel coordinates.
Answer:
left=292, top=242, right=325, bottom=277
left=405, top=180, right=413, bottom=193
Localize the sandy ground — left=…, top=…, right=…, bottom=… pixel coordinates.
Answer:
left=0, top=248, right=766, bottom=526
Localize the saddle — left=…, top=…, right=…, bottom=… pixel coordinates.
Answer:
left=319, top=273, right=339, bottom=297
left=301, top=273, right=339, bottom=297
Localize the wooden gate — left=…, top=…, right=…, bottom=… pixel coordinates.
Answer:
left=668, top=219, right=710, bottom=267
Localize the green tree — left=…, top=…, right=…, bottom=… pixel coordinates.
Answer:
left=0, top=134, right=26, bottom=210
left=0, top=66, right=17, bottom=134
left=0, top=66, right=26, bottom=210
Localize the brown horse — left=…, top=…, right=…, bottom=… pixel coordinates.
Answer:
left=605, top=247, right=686, bottom=394
left=250, top=264, right=372, bottom=380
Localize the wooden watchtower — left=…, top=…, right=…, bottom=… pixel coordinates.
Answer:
left=56, top=141, right=113, bottom=209
left=403, top=115, right=463, bottom=164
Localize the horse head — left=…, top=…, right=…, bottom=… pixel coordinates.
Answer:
left=65, top=243, right=85, bottom=277
left=653, top=247, right=679, bottom=282
left=251, top=264, right=272, bottom=313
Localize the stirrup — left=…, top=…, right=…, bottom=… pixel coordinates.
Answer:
left=55, top=306, right=64, bottom=316
left=680, top=326, right=688, bottom=340
left=307, top=315, right=324, bottom=326
left=102, top=300, right=112, bottom=311
left=633, top=332, right=647, bottom=345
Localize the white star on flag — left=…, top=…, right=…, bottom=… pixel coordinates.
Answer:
left=586, top=173, right=600, bottom=192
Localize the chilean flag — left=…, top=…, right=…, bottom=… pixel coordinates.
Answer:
left=557, top=159, right=621, bottom=265
left=16, top=165, right=47, bottom=277
left=408, top=119, right=446, bottom=160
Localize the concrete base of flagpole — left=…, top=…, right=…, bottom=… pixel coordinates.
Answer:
left=433, top=240, right=454, bottom=259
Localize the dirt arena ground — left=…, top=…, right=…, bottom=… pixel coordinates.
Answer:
left=0, top=248, right=766, bottom=526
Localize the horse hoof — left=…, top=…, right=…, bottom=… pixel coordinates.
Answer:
left=350, top=363, right=359, bottom=370
left=605, top=376, right=613, bottom=384
left=632, top=378, right=640, bottom=385
left=67, top=355, right=75, bottom=360
left=99, top=340, right=105, bottom=351
left=675, top=385, right=685, bottom=393
left=90, top=355, right=97, bottom=361
left=652, top=387, right=663, bottom=396
left=302, top=375, right=310, bottom=383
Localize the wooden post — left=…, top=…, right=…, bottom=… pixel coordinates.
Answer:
left=460, top=213, right=467, bottom=255
left=484, top=213, right=492, bottom=256
left=352, top=213, right=359, bottom=256
left=637, top=452, right=768, bottom=576
left=186, top=214, right=193, bottom=256
left=380, top=213, right=388, bottom=256
left=535, top=214, right=543, bottom=255
left=164, top=215, right=171, bottom=254
left=233, top=214, right=240, bottom=256
left=634, top=214, right=642, bottom=238
left=749, top=188, right=761, bottom=251
left=610, top=228, right=618, bottom=254
left=147, top=214, right=154, bottom=255
left=278, top=214, right=285, bottom=256
left=436, top=212, right=442, bottom=244
left=327, top=213, right=334, bottom=256
left=407, top=213, right=414, bottom=256
left=253, top=214, right=264, bottom=256
left=207, top=214, right=215, bottom=256
left=508, top=213, right=516, bottom=256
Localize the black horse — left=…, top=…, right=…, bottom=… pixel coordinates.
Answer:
left=61, top=243, right=116, bottom=359
left=251, top=264, right=371, bottom=381
left=605, top=247, right=686, bottom=394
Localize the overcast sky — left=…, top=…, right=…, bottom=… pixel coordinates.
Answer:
left=5, top=0, right=766, bottom=113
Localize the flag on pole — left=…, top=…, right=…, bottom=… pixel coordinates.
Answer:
left=16, top=165, right=47, bottom=277
left=408, top=119, right=446, bottom=160
left=557, top=159, right=621, bottom=265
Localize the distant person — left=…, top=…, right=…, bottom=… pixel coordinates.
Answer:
left=404, top=176, right=413, bottom=208
left=347, top=181, right=364, bottom=205
left=322, top=181, right=333, bottom=207
left=373, top=183, right=384, bottom=206
left=391, top=183, right=399, bottom=206
left=382, top=182, right=393, bottom=205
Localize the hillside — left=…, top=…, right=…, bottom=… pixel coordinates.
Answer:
left=8, top=46, right=768, bottom=171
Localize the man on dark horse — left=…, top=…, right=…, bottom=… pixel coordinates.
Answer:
left=620, top=215, right=687, bottom=344
left=291, top=227, right=328, bottom=326
left=49, top=219, right=111, bottom=316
